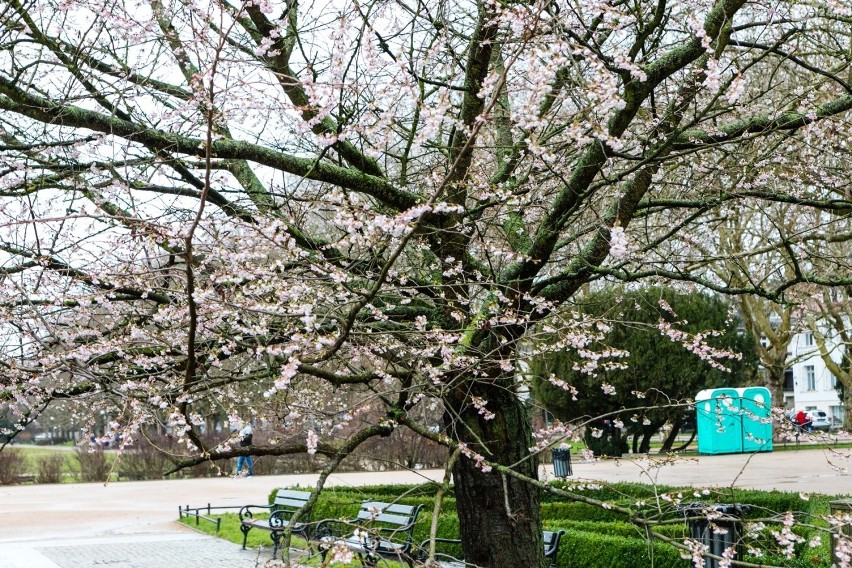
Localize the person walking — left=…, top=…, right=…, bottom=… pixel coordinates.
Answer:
left=794, top=410, right=807, bottom=437
left=235, top=422, right=254, bottom=477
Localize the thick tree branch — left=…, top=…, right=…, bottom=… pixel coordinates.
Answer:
left=0, top=81, right=420, bottom=211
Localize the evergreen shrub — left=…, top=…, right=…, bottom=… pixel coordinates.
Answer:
left=260, top=482, right=836, bottom=568
left=550, top=528, right=682, bottom=568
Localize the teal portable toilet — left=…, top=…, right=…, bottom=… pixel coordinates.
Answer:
left=696, top=388, right=744, bottom=454
left=740, top=386, right=773, bottom=452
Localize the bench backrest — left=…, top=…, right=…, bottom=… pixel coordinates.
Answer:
left=356, top=501, right=422, bottom=536
left=271, top=489, right=313, bottom=521
left=543, top=530, right=564, bottom=558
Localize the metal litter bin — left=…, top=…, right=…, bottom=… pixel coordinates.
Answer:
left=680, top=503, right=749, bottom=568
left=551, top=447, right=572, bottom=478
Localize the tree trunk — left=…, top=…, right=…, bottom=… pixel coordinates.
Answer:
left=639, top=429, right=653, bottom=453
left=839, top=353, right=851, bottom=430
left=659, top=414, right=684, bottom=453
left=447, top=382, right=545, bottom=568
left=762, top=367, right=786, bottom=411
left=670, top=429, right=697, bottom=453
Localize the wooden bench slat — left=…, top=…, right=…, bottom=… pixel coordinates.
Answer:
left=239, top=488, right=314, bottom=561
left=244, top=519, right=308, bottom=530
left=361, top=501, right=418, bottom=515
left=276, top=489, right=312, bottom=499
left=318, top=499, right=422, bottom=568
left=343, top=535, right=405, bottom=552
left=273, top=497, right=311, bottom=508
left=356, top=510, right=415, bottom=526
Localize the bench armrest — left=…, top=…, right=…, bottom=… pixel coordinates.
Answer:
left=238, top=503, right=272, bottom=522
left=315, top=518, right=404, bottom=545
left=419, top=538, right=462, bottom=547
left=544, top=529, right=565, bottom=558
left=373, top=522, right=416, bottom=534
left=268, top=508, right=311, bottom=529
left=417, top=538, right=464, bottom=563
left=314, top=517, right=357, bottom=540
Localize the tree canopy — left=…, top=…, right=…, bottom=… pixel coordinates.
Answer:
left=1, top=0, right=852, bottom=566
left=531, top=287, right=759, bottom=454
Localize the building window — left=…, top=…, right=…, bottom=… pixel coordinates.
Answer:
left=784, top=368, right=794, bottom=391
left=830, top=406, right=844, bottom=428
left=805, top=365, right=816, bottom=391
left=830, top=374, right=839, bottom=389
left=804, top=332, right=814, bottom=347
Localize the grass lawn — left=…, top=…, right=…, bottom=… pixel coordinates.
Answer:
left=8, top=444, right=118, bottom=483
left=14, top=445, right=78, bottom=478
left=14, top=445, right=75, bottom=461
left=177, top=513, right=410, bottom=567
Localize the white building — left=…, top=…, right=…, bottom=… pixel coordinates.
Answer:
left=787, top=329, right=844, bottom=426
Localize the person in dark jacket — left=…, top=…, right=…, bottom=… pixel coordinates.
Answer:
left=234, top=423, right=254, bottom=477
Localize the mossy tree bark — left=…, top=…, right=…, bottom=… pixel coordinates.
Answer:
left=446, top=378, right=545, bottom=568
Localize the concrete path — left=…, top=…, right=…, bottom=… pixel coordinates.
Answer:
left=1, top=447, right=850, bottom=567
left=0, top=469, right=448, bottom=568
left=568, top=443, right=852, bottom=494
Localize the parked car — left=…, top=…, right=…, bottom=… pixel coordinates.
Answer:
left=806, top=410, right=831, bottom=431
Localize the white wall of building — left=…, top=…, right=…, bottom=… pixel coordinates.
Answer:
left=788, top=330, right=844, bottom=425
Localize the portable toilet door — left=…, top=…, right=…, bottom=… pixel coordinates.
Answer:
left=740, top=387, right=773, bottom=452
left=696, top=388, right=744, bottom=454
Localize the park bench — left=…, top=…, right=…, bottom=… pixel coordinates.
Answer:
left=238, top=489, right=313, bottom=559
left=316, top=500, right=423, bottom=567
left=417, top=529, right=565, bottom=568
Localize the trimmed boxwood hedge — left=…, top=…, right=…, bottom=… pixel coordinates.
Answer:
left=546, top=481, right=664, bottom=503
left=266, top=482, right=837, bottom=567
left=549, top=527, right=683, bottom=568
left=541, top=501, right=628, bottom=523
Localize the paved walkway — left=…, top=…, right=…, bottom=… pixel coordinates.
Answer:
left=1, top=534, right=264, bottom=568
left=0, top=469, right=448, bottom=568
left=1, top=446, right=850, bottom=567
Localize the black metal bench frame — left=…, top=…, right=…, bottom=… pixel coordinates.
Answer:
left=418, top=529, right=565, bottom=568
left=238, top=488, right=313, bottom=559
left=316, top=500, right=423, bottom=567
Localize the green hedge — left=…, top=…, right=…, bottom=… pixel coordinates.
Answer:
left=547, top=481, right=667, bottom=503
left=546, top=520, right=683, bottom=540
left=264, top=482, right=837, bottom=568
left=541, top=501, right=627, bottom=523
left=551, top=528, right=682, bottom=568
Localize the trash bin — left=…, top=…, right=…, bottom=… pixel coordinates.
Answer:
left=551, top=448, right=572, bottom=478
left=680, top=503, right=750, bottom=568
left=829, top=499, right=852, bottom=568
